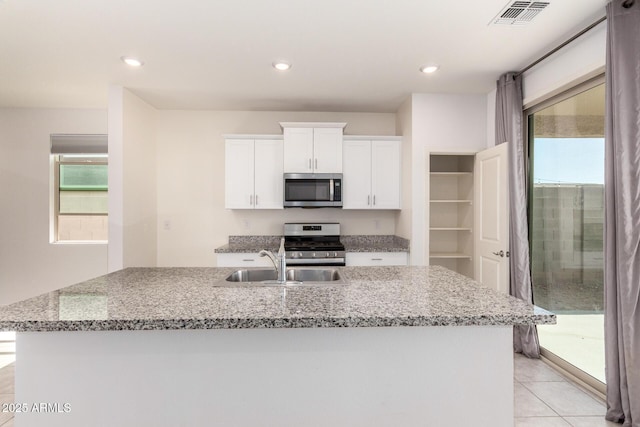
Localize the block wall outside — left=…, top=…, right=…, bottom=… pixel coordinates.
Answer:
left=531, top=184, right=604, bottom=312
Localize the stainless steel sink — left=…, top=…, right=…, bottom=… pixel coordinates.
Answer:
left=285, top=268, right=341, bottom=282
left=223, top=267, right=345, bottom=286
left=225, top=269, right=277, bottom=283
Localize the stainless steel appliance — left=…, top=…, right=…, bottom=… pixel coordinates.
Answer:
left=284, top=223, right=346, bottom=266
left=283, top=173, right=342, bottom=208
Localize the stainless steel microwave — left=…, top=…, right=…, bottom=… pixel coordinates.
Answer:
left=283, top=173, right=342, bottom=208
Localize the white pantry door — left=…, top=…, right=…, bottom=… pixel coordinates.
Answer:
left=475, top=143, right=509, bottom=294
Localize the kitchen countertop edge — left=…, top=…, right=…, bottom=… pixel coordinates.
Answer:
left=0, top=313, right=555, bottom=332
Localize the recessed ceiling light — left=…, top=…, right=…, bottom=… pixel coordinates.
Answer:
left=419, top=65, right=439, bottom=74
left=121, top=56, right=144, bottom=67
left=272, top=61, right=292, bottom=71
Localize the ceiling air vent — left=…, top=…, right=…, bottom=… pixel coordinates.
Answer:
left=490, top=1, right=550, bottom=26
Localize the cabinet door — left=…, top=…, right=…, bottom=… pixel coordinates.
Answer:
left=371, top=140, right=401, bottom=209
left=342, top=140, right=372, bottom=209
left=313, top=128, right=343, bottom=173
left=254, top=139, right=284, bottom=209
left=217, top=253, right=273, bottom=267
left=283, top=128, right=313, bottom=173
left=345, top=252, right=408, bottom=266
left=225, top=139, right=255, bottom=209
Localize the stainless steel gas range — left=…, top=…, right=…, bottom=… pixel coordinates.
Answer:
left=283, top=223, right=346, bottom=266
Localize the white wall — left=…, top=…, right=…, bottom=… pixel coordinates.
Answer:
left=108, top=87, right=158, bottom=271
left=0, top=108, right=108, bottom=305
left=486, top=88, right=497, bottom=146
left=395, top=97, right=413, bottom=242
left=523, top=21, right=606, bottom=107
left=155, top=110, right=397, bottom=267
left=108, top=87, right=124, bottom=272
left=411, top=93, right=488, bottom=265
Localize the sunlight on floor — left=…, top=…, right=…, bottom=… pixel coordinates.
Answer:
left=538, top=314, right=605, bottom=383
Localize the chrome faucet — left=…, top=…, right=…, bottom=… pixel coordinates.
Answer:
left=259, top=237, right=287, bottom=283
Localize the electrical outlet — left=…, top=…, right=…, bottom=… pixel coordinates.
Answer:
left=243, top=219, right=250, bottom=229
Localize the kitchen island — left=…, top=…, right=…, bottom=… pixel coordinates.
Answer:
left=0, top=266, right=554, bottom=427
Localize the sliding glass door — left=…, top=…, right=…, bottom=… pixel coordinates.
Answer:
left=528, top=80, right=605, bottom=384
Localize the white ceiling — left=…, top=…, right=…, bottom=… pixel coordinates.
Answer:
left=0, top=0, right=607, bottom=113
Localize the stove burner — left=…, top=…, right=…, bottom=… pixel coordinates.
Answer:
left=283, top=223, right=345, bottom=266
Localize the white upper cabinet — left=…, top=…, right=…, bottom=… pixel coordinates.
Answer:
left=342, top=138, right=401, bottom=210
left=253, top=139, right=284, bottom=209
left=342, top=140, right=372, bottom=209
left=281, top=123, right=345, bottom=173
left=225, top=137, right=283, bottom=209
left=312, top=128, right=343, bottom=173
left=371, top=140, right=401, bottom=209
left=225, top=139, right=255, bottom=209
left=282, top=127, right=313, bottom=173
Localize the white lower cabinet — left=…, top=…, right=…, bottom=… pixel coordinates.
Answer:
left=216, top=253, right=273, bottom=268
left=345, top=252, right=408, bottom=266
left=220, top=252, right=408, bottom=267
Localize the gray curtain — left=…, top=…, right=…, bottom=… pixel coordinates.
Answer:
left=604, top=0, right=640, bottom=425
left=496, top=73, right=541, bottom=358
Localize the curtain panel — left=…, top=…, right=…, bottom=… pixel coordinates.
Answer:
left=604, top=0, right=640, bottom=425
left=496, top=73, right=541, bottom=358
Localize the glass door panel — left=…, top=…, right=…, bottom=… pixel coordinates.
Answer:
left=529, top=83, right=605, bottom=383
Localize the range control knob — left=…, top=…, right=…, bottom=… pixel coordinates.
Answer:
left=312, top=252, right=317, bottom=257
left=325, top=252, right=329, bottom=257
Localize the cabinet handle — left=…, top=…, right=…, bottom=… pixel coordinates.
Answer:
left=255, top=195, right=258, bottom=205
left=242, top=259, right=255, bottom=262
left=371, top=258, right=383, bottom=261
left=373, top=195, right=376, bottom=206
left=368, top=195, right=371, bottom=205
left=315, top=158, right=318, bottom=170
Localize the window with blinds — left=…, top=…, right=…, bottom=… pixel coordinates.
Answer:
left=50, top=134, right=108, bottom=242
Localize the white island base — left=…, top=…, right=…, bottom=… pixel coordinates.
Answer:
left=16, top=326, right=513, bottom=427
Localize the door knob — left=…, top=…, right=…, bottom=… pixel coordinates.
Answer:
left=492, top=250, right=505, bottom=257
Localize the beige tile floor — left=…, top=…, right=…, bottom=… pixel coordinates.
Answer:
left=514, top=353, right=617, bottom=426
left=0, top=353, right=618, bottom=427
left=0, top=362, right=14, bottom=427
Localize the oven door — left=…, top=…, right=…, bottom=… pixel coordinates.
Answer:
left=283, top=173, right=342, bottom=207
left=286, top=258, right=346, bottom=267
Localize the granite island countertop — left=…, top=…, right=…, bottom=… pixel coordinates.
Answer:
left=0, top=266, right=554, bottom=332
left=215, top=235, right=410, bottom=253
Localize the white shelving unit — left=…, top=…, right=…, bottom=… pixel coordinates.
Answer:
left=429, top=154, right=475, bottom=278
